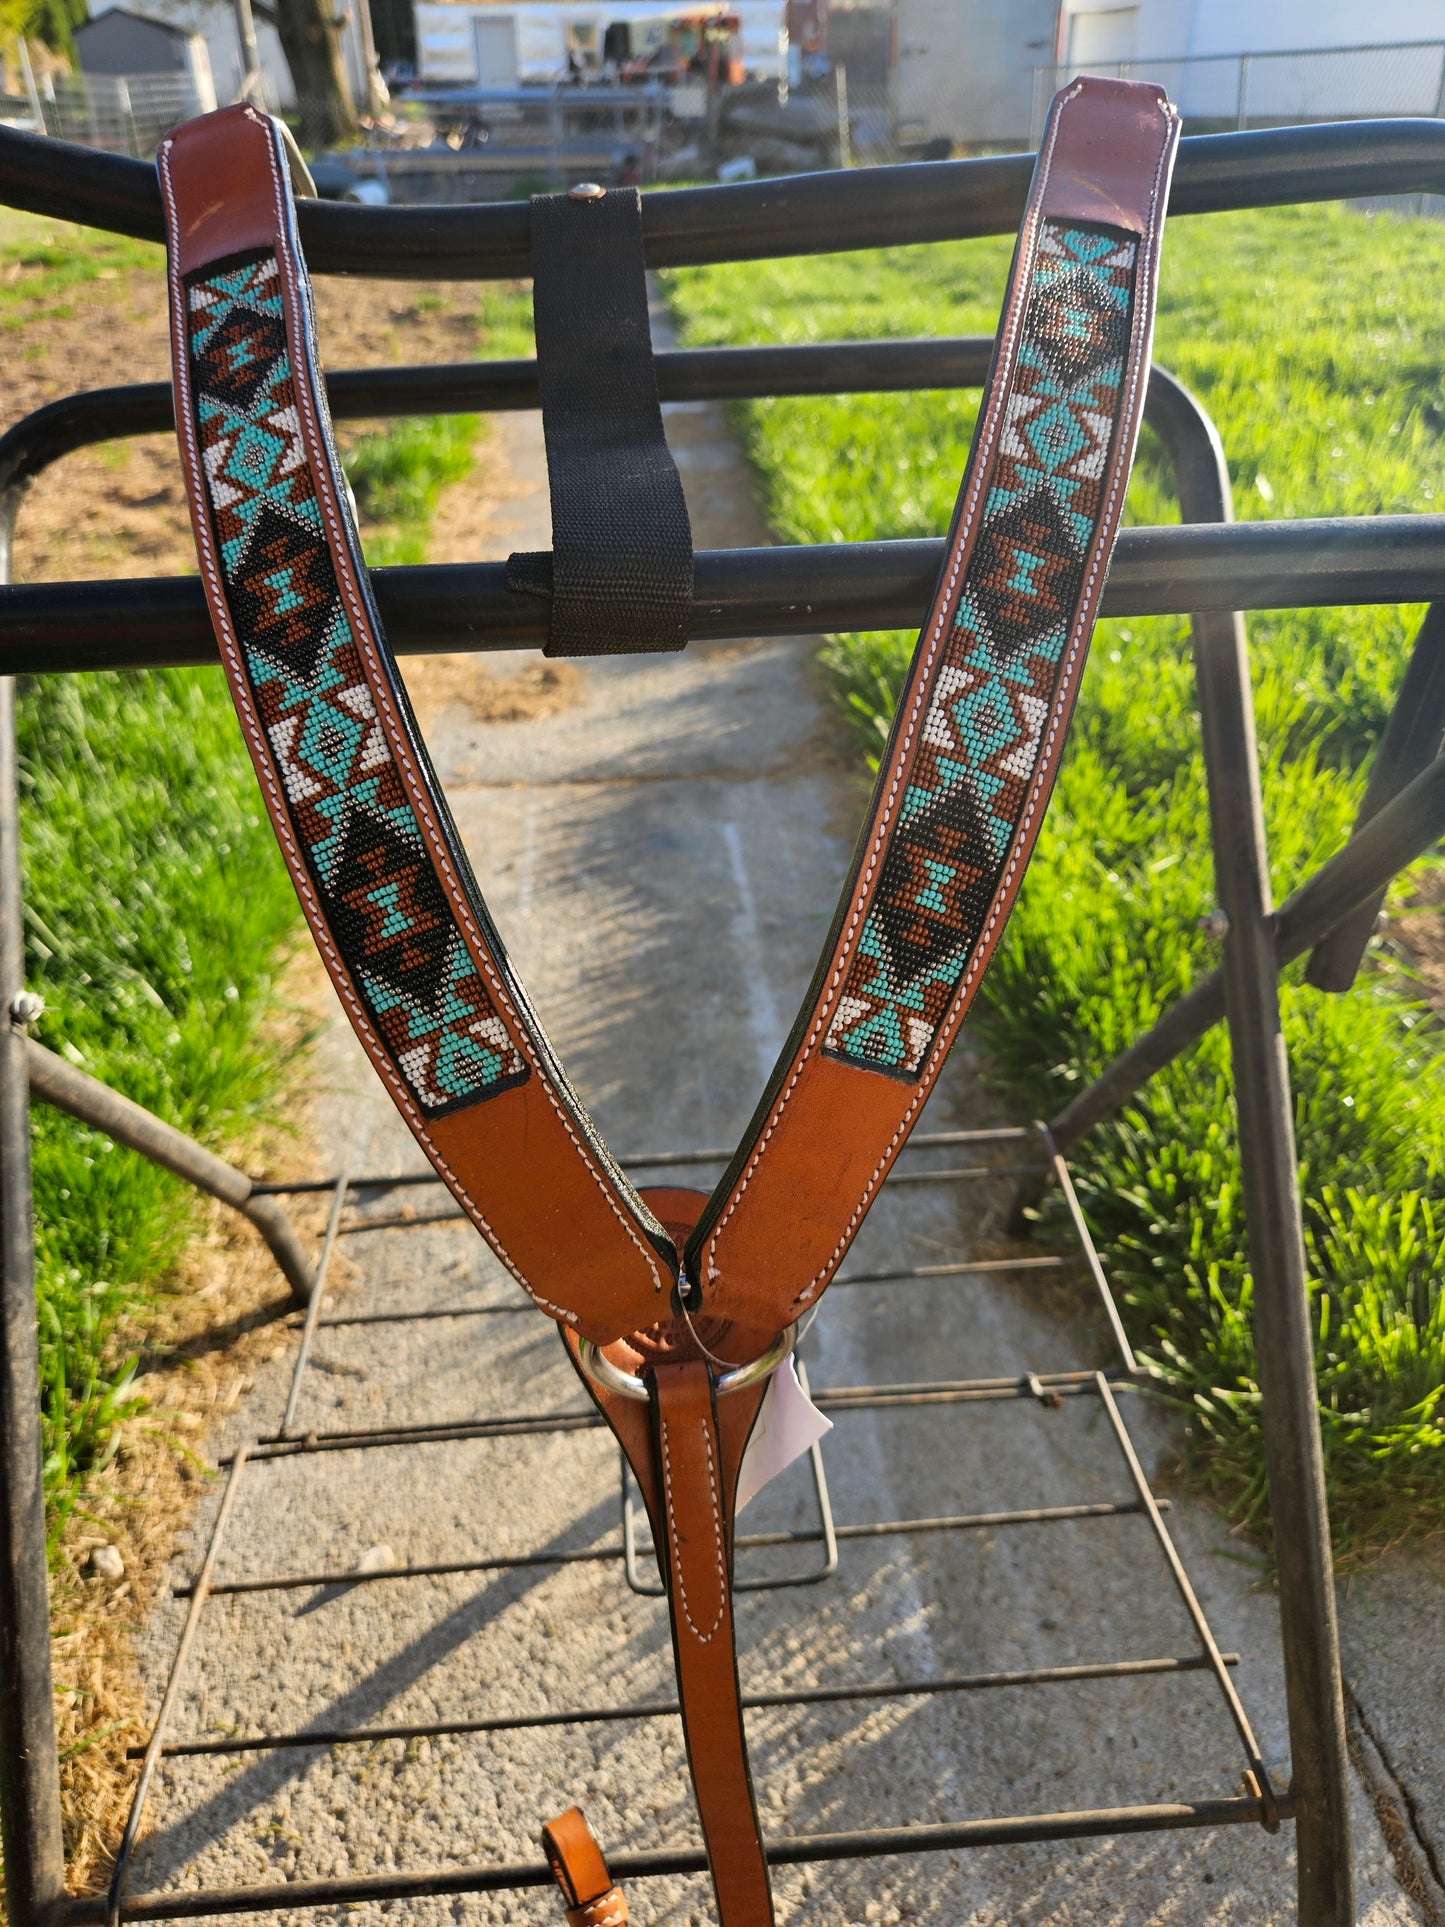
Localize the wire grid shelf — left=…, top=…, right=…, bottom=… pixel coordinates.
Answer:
left=97, top=1124, right=1289, bottom=1925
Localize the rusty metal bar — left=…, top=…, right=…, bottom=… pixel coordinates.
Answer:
left=248, top=1126, right=1035, bottom=1196
left=134, top=1649, right=1234, bottom=1759
left=278, top=1148, right=361, bottom=1439
left=222, top=1369, right=1130, bottom=1463
left=24, top=1040, right=315, bottom=1304
left=832, top=1256, right=1068, bottom=1286
left=1019, top=744, right=1445, bottom=1181
left=51, top=1792, right=1294, bottom=1923
left=179, top=1497, right=1172, bottom=1599
left=105, top=1448, right=250, bottom=1927
left=1162, top=368, right=1354, bottom=1919
left=1094, top=1376, right=1278, bottom=1826
left=1034, top=1125, right=1137, bottom=1373
left=1306, top=598, right=1445, bottom=989
left=295, top=1255, right=1067, bottom=1325
left=0, top=673, right=65, bottom=1927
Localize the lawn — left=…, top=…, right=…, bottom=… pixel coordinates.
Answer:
left=3, top=219, right=524, bottom=1539
left=664, top=201, right=1445, bottom=1556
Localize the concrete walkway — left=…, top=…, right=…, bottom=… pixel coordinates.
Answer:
left=133, top=361, right=1434, bottom=1925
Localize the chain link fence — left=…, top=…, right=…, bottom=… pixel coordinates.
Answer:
left=22, top=69, right=211, bottom=157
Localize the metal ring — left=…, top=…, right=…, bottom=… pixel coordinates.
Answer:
left=576, top=1324, right=795, bottom=1404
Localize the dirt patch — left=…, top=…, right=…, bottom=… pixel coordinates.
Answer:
left=1386, top=866, right=1445, bottom=1006
left=405, top=655, right=581, bottom=729
left=4, top=267, right=497, bottom=585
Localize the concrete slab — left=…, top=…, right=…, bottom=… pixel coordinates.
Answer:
left=131, top=368, right=1425, bottom=1925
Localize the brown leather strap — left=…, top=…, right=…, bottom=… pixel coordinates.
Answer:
left=684, top=77, right=1180, bottom=1339
left=156, top=104, right=674, bottom=1345
left=542, top=1808, right=630, bottom=1927
left=159, top=85, right=1178, bottom=1927
left=565, top=1191, right=773, bottom=1927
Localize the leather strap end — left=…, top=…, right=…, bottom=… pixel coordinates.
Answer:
left=542, top=1809, right=628, bottom=1926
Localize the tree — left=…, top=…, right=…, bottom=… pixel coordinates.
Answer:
left=267, top=0, right=359, bottom=147
left=1, top=0, right=86, bottom=61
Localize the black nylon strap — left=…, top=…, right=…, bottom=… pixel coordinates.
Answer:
left=508, top=187, right=693, bottom=657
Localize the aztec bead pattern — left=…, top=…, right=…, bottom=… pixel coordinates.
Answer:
left=825, top=219, right=1139, bottom=1076
left=187, top=254, right=528, bottom=1116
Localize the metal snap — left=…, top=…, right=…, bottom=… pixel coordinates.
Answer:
left=567, top=181, right=606, bottom=201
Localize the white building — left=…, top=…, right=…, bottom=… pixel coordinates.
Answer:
left=1053, top=0, right=1445, bottom=127
left=900, top=0, right=1445, bottom=154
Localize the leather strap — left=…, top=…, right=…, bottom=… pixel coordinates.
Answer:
left=156, top=105, right=675, bottom=1346
left=158, top=82, right=1177, bottom=1927
left=684, top=77, right=1180, bottom=1342
left=542, top=1808, right=630, bottom=1927
left=563, top=1190, right=772, bottom=1927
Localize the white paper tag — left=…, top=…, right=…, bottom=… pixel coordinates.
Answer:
left=735, top=1357, right=833, bottom=1513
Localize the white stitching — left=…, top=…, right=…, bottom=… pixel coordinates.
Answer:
left=659, top=1412, right=726, bottom=1644
left=160, top=131, right=577, bottom=1326
left=699, top=86, right=1077, bottom=1288
left=703, top=87, right=1177, bottom=1309
left=166, top=120, right=663, bottom=1315
left=257, top=142, right=667, bottom=1298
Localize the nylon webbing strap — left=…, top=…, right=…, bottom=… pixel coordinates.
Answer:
left=509, top=186, right=694, bottom=658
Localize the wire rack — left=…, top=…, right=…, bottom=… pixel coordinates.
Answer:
left=87, top=1123, right=1292, bottom=1925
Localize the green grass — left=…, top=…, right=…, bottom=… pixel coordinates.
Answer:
left=341, top=289, right=534, bottom=565
left=665, top=203, right=1445, bottom=1557
left=5, top=231, right=525, bottom=1540
left=345, top=414, right=480, bottom=566
left=21, top=670, right=300, bottom=1542
left=0, top=213, right=159, bottom=334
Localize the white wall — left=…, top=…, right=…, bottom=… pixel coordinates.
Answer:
left=1061, top=0, right=1445, bottom=62
left=1185, top=0, right=1445, bottom=56
left=86, top=0, right=292, bottom=104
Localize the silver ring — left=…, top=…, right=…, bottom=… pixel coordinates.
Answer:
left=576, top=1324, right=795, bottom=1403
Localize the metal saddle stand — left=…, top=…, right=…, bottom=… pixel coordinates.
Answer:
left=4, top=113, right=1445, bottom=1927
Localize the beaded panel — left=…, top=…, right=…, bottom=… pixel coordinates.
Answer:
left=824, top=220, right=1139, bottom=1076
left=187, top=254, right=527, bottom=1116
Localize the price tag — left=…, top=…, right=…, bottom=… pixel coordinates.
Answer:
left=736, top=1356, right=832, bottom=1512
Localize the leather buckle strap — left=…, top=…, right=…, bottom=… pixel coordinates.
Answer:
left=563, top=1186, right=774, bottom=1927
left=542, top=1807, right=630, bottom=1927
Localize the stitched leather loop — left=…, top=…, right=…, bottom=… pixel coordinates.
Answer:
left=542, top=1808, right=630, bottom=1926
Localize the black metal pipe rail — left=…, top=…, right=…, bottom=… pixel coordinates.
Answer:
left=6, top=515, right=1445, bottom=675
left=4, top=117, right=1443, bottom=274
left=0, top=341, right=1005, bottom=497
